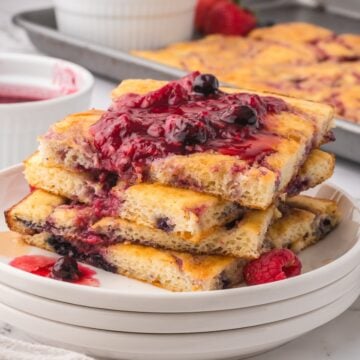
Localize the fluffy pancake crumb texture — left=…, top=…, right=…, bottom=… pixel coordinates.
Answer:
left=6, top=188, right=339, bottom=291
left=23, top=232, right=244, bottom=292
left=24, top=149, right=334, bottom=236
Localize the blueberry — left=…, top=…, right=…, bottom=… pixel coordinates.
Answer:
left=85, top=253, right=117, bottom=273
left=164, top=116, right=211, bottom=146
left=234, top=105, right=258, bottom=126
left=219, top=272, right=231, bottom=289
left=156, top=217, right=175, bottom=232
left=224, top=211, right=244, bottom=230
left=51, top=256, right=81, bottom=281
left=100, top=172, right=118, bottom=190
left=319, top=218, right=333, bottom=236
left=225, top=219, right=238, bottom=230
left=193, top=74, right=219, bottom=96
left=47, top=235, right=78, bottom=257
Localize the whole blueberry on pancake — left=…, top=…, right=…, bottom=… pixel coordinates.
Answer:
left=193, top=74, right=219, bottom=96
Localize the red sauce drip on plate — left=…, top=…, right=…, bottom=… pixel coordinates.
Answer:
left=91, top=72, right=288, bottom=181
left=9, top=255, right=99, bottom=287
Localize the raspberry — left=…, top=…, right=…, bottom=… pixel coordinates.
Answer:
left=243, top=249, right=302, bottom=286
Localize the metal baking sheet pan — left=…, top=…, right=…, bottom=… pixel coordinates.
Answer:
left=12, top=4, right=360, bottom=164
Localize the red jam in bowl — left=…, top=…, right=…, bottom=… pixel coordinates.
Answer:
left=0, top=84, right=61, bottom=104
left=90, top=72, right=288, bottom=181
left=0, top=65, right=80, bottom=104
left=0, top=95, right=48, bottom=104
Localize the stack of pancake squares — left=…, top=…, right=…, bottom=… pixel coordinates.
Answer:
left=5, top=73, right=340, bottom=291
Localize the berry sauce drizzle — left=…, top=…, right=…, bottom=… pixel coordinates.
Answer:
left=90, top=72, right=288, bottom=181
left=10, top=255, right=99, bottom=287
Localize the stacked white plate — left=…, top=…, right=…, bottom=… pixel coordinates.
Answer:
left=0, top=165, right=359, bottom=360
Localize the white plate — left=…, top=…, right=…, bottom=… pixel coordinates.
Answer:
left=0, top=265, right=359, bottom=333
left=0, top=285, right=358, bottom=360
left=0, top=165, right=359, bottom=313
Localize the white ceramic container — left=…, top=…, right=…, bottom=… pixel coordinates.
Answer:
left=0, top=53, right=93, bottom=169
left=0, top=165, right=359, bottom=314
left=0, top=265, right=358, bottom=333
left=53, top=0, right=196, bottom=51
left=0, top=286, right=358, bottom=360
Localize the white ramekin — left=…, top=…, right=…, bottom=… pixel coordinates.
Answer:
left=0, top=53, right=94, bottom=169
left=53, top=0, right=196, bottom=51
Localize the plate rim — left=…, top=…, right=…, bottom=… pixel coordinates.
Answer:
left=0, top=164, right=359, bottom=313
left=0, top=264, right=358, bottom=333
left=0, top=283, right=358, bottom=353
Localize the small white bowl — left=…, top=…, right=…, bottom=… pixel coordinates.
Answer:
left=53, top=0, right=196, bottom=51
left=0, top=53, right=94, bottom=169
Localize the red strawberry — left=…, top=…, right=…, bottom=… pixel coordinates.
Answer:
left=195, top=0, right=227, bottom=32
left=243, top=249, right=302, bottom=286
left=203, top=1, right=257, bottom=36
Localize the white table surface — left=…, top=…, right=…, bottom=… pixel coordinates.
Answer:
left=1, top=1, right=360, bottom=359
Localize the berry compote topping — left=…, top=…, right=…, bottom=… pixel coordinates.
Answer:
left=90, top=72, right=288, bottom=181
left=10, top=255, right=99, bottom=287
left=93, top=171, right=119, bottom=191
left=50, top=255, right=81, bottom=281
left=243, top=249, right=302, bottom=286
left=91, top=195, right=121, bottom=218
